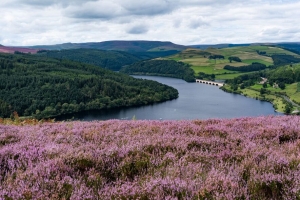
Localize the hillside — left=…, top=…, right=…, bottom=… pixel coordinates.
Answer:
left=1, top=116, right=300, bottom=199
left=278, top=43, right=300, bottom=54
left=120, top=59, right=195, bottom=82
left=29, top=40, right=187, bottom=52
left=0, top=53, right=178, bottom=119
left=37, top=49, right=142, bottom=71
left=0, top=45, right=38, bottom=54
left=223, top=63, right=300, bottom=113
left=168, top=46, right=300, bottom=80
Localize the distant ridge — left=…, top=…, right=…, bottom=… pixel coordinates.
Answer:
left=0, top=45, right=38, bottom=54
left=28, top=40, right=187, bottom=52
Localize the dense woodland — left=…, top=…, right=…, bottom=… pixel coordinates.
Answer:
left=208, top=55, right=225, bottom=59
left=271, top=54, right=300, bottom=66
left=0, top=53, right=178, bottom=118
left=224, top=62, right=267, bottom=72
left=120, top=60, right=195, bottom=82
left=37, top=49, right=141, bottom=71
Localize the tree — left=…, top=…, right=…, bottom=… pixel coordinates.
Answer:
left=263, top=82, right=267, bottom=88
left=278, top=82, right=285, bottom=90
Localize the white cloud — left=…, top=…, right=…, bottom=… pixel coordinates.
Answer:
left=0, top=0, right=300, bottom=46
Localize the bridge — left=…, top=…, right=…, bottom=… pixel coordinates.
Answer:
left=196, top=79, right=224, bottom=87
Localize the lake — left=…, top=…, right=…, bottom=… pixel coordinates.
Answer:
left=58, top=76, right=282, bottom=121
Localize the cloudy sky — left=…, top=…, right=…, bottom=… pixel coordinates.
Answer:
left=1, top=0, right=300, bottom=46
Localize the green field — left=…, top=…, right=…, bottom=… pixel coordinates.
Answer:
left=215, top=72, right=250, bottom=80
left=167, top=46, right=292, bottom=78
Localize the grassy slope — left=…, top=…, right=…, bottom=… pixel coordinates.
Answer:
left=168, top=46, right=298, bottom=80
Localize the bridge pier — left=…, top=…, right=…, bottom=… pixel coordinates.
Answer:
left=196, top=79, right=224, bottom=87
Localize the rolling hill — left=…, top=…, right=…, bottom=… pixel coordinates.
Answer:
left=167, top=46, right=300, bottom=79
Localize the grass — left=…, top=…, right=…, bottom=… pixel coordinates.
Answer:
left=239, top=88, right=286, bottom=113
left=215, top=72, right=252, bottom=80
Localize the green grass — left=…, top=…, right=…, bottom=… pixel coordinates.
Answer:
left=215, top=73, right=247, bottom=80
left=241, top=88, right=285, bottom=113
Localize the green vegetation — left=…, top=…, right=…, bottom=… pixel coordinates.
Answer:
left=224, top=62, right=267, bottom=72
left=223, top=64, right=300, bottom=113
left=120, top=59, right=195, bottom=82
left=37, top=49, right=141, bottom=71
left=271, top=54, right=300, bottom=66
left=0, top=53, right=178, bottom=119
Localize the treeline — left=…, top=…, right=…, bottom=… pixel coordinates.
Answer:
left=225, top=72, right=262, bottom=89
left=267, top=65, right=300, bottom=84
left=37, top=49, right=141, bottom=71
left=271, top=55, right=300, bottom=66
left=196, top=72, right=215, bottom=81
left=228, top=56, right=242, bottom=62
left=209, top=55, right=224, bottom=59
left=224, top=62, right=267, bottom=72
left=0, top=53, right=178, bottom=119
left=120, top=60, right=195, bottom=82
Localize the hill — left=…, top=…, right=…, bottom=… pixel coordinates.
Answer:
left=29, top=40, right=187, bottom=52
left=168, top=46, right=300, bottom=80
left=37, top=49, right=142, bottom=71
left=277, top=42, right=300, bottom=54
left=1, top=116, right=300, bottom=199
left=0, top=45, right=38, bottom=54
left=120, top=59, right=195, bottom=82
left=0, top=53, right=178, bottom=119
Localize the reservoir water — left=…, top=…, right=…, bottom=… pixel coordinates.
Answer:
left=59, top=76, right=282, bottom=121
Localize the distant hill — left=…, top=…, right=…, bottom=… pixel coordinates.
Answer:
left=0, top=45, right=38, bottom=54
left=277, top=43, right=300, bottom=54
left=29, top=40, right=187, bottom=52
left=37, top=49, right=142, bottom=71
left=190, top=44, right=252, bottom=49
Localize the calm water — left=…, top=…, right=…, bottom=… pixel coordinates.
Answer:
left=59, top=76, right=282, bottom=121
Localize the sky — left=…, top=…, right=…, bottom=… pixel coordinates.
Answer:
left=1, top=0, right=300, bottom=46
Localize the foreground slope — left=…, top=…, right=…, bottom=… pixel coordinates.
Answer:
left=1, top=116, right=300, bottom=199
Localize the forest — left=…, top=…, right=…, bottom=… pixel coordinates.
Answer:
left=120, top=59, right=195, bottom=82
left=0, top=53, right=178, bottom=119
left=37, top=49, right=141, bottom=71
left=271, top=54, right=300, bottom=66
left=224, top=62, right=267, bottom=72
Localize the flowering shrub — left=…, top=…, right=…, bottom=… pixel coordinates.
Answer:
left=1, top=116, right=300, bottom=199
